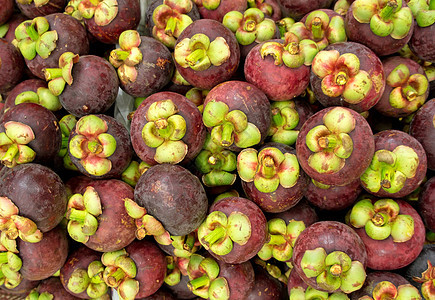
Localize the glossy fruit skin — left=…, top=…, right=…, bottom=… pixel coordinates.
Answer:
left=134, top=164, right=208, bottom=236
left=352, top=199, right=426, bottom=270
left=292, top=221, right=368, bottom=292
left=310, top=42, right=386, bottom=113
left=174, top=19, right=240, bottom=90
left=16, top=0, right=67, bottom=19
left=130, top=91, right=206, bottom=166
left=241, top=143, right=309, bottom=213
left=418, top=176, right=435, bottom=232
left=4, top=79, right=48, bottom=113
left=60, top=55, right=119, bottom=117
left=272, top=199, right=319, bottom=227
left=278, top=0, right=333, bottom=20
left=248, top=263, right=287, bottom=300
left=37, top=277, right=81, bottom=300
left=207, top=196, right=268, bottom=264
left=194, top=0, right=247, bottom=22
left=244, top=40, right=311, bottom=101
left=295, top=106, right=375, bottom=186
left=216, top=258, right=256, bottom=300
left=409, top=99, right=435, bottom=171
left=0, top=0, right=14, bottom=25
left=0, top=39, right=25, bottom=94
left=0, top=163, right=67, bottom=232
left=410, top=23, right=435, bottom=63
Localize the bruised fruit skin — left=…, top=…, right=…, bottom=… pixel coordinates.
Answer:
left=295, top=106, right=375, bottom=186
left=360, top=129, right=427, bottom=198
left=418, top=176, right=435, bottom=232
left=0, top=38, right=25, bottom=94
left=193, top=0, right=247, bottom=22
left=16, top=0, right=67, bottom=19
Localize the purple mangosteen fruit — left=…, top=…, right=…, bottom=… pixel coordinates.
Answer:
left=0, top=39, right=25, bottom=95
left=278, top=0, right=334, bottom=20
left=0, top=278, right=40, bottom=297
left=192, top=0, right=247, bottom=22
left=0, top=14, right=28, bottom=44
left=418, top=176, right=435, bottom=232
left=15, top=0, right=67, bottom=19
left=28, top=276, right=83, bottom=300
left=248, top=0, right=282, bottom=21
left=0, top=0, right=14, bottom=25
left=273, top=199, right=319, bottom=226
left=247, top=262, right=287, bottom=299
left=408, top=0, right=435, bottom=63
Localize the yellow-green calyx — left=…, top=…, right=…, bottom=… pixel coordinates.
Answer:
left=65, top=186, right=103, bottom=244
left=358, top=281, right=422, bottom=300
left=65, top=0, right=85, bottom=22
left=174, top=33, right=231, bottom=71
left=43, top=52, right=79, bottom=96
left=152, top=0, right=194, bottom=48
left=202, top=100, right=261, bottom=149
left=413, top=260, right=435, bottom=300
left=268, top=101, right=300, bottom=146
left=198, top=211, right=252, bottom=256
left=352, top=0, right=413, bottom=39
left=101, top=249, right=139, bottom=300
left=300, top=248, right=366, bottom=293
left=408, top=0, right=435, bottom=27
left=0, top=251, right=23, bottom=290
left=305, top=107, right=355, bottom=174
left=258, top=218, right=305, bottom=262
left=360, top=145, right=419, bottom=194
left=110, top=30, right=143, bottom=85
left=16, top=0, right=49, bottom=7
left=247, top=0, right=275, bottom=18
left=387, top=64, right=429, bottom=113
left=348, top=198, right=415, bottom=242
left=77, top=0, right=118, bottom=26
left=237, top=147, right=300, bottom=193
left=0, top=121, right=37, bottom=168
left=277, top=17, right=296, bottom=38
left=222, top=8, right=276, bottom=46
left=194, top=133, right=237, bottom=187
left=194, top=0, right=221, bottom=10
left=69, top=115, right=117, bottom=176
left=58, top=114, right=79, bottom=171
left=289, top=286, right=350, bottom=300
left=186, top=254, right=230, bottom=300
left=141, top=99, right=188, bottom=164
left=14, top=88, right=62, bottom=112
left=13, top=17, right=58, bottom=61
left=26, top=290, right=55, bottom=300
left=66, top=260, right=108, bottom=298
left=260, top=32, right=319, bottom=68
left=312, top=50, right=373, bottom=104
left=120, top=160, right=151, bottom=187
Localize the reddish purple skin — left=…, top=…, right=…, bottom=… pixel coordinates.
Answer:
left=278, top=0, right=333, bottom=20
left=68, top=114, right=133, bottom=179
left=16, top=0, right=67, bottom=19
left=174, top=19, right=240, bottom=90
left=272, top=199, right=319, bottom=226
left=126, top=240, right=167, bottom=298
left=203, top=80, right=271, bottom=152
left=25, top=13, right=89, bottom=79
left=239, top=28, right=281, bottom=63
left=352, top=199, right=425, bottom=270
left=37, top=277, right=81, bottom=300
left=248, top=264, right=286, bottom=300
left=291, top=99, right=314, bottom=131
left=0, top=278, right=40, bottom=296
left=120, top=37, right=174, bottom=98
left=216, top=258, right=255, bottom=300
left=410, top=23, right=435, bottom=63
left=130, top=91, right=206, bottom=166
left=305, top=177, right=363, bottom=211
left=0, top=163, right=67, bottom=232
left=345, top=2, right=414, bottom=56
left=242, top=143, right=309, bottom=213
left=73, top=179, right=136, bottom=252
left=60, top=55, right=119, bottom=117
left=134, top=164, right=208, bottom=236
left=361, top=129, right=427, bottom=198
left=310, top=42, right=386, bottom=113
left=2, top=14, right=28, bottom=43
left=295, top=106, right=375, bottom=186
left=287, top=267, right=308, bottom=294
left=0, top=0, right=14, bottom=24
left=208, top=197, right=268, bottom=264
left=0, top=39, right=25, bottom=94
left=374, top=56, right=429, bottom=118
left=4, top=79, right=48, bottom=112
left=410, top=99, right=435, bottom=171
left=350, top=271, right=411, bottom=300
left=418, top=176, right=435, bottom=232
left=258, top=0, right=282, bottom=21
left=292, top=221, right=367, bottom=292
left=84, top=0, right=141, bottom=44
left=194, top=0, right=247, bottom=22
left=60, top=245, right=103, bottom=299
left=18, top=226, right=69, bottom=281
left=244, top=39, right=310, bottom=101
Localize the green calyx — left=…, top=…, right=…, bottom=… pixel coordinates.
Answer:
left=15, top=87, right=62, bottom=111
left=44, top=52, right=79, bottom=96
left=13, top=17, right=58, bottom=61
left=16, top=0, right=49, bottom=7
left=222, top=8, right=276, bottom=46
left=413, top=260, right=435, bottom=300
left=194, top=133, right=237, bottom=187
left=360, top=145, right=420, bottom=194
left=247, top=0, right=275, bottom=18
left=268, top=101, right=300, bottom=146
left=78, top=0, right=118, bottom=26
left=305, top=107, right=356, bottom=174
left=257, top=218, right=305, bottom=262
left=66, top=186, right=103, bottom=244
left=0, top=121, right=37, bottom=168
left=237, top=147, right=300, bottom=193
left=363, top=281, right=422, bottom=300
left=58, top=114, right=79, bottom=170
left=69, top=115, right=117, bottom=177
left=352, top=0, right=413, bottom=39
left=289, top=286, right=350, bottom=300
left=109, top=30, right=143, bottom=85
left=65, top=0, right=85, bottom=22
left=348, top=198, right=415, bottom=242
left=302, top=10, right=347, bottom=48
left=203, top=100, right=261, bottom=149
left=277, top=17, right=296, bottom=38
left=0, top=251, right=23, bottom=290
left=141, top=99, right=188, bottom=164
left=67, top=260, right=108, bottom=298
left=170, top=232, right=201, bottom=258
left=300, top=248, right=366, bottom=293
left=312, top=50, right=372, bottom=104
left=152, top=0, right=193, bottom=48
left=26, top=290, right=54, bottom=300
left=197, top=211, right=252, bottom=256
left=174, top=33, right=231, bottom=71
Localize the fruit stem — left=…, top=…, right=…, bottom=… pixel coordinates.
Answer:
left=335, top=71, right=348, bottom=86
left=261, top=155, right=277, bottom=179
left=430, top=0, right=435, bottom=10
left=203, top=227, right=226, bottom=247
left=329, top=264, right=342, bottom=276
left=318, top=135, right=337, bottom=149
left=189, top=274, right=209, bottom=290
left=106, top=268, right=126, bottom=287
left=67, top=208, right=87, bottom=223
left=111, top=49, right=129, bottom=61
left=402, top=85, right=418, bottom=101
left=1, top=144, right=18, bottom=166
left=286, top=42, right=299, bottom=55
left=25, top=23, right=39, bottom=41
left=243, top=20, right=257, bottom=32
left=220, top=122, right=234, bottom=147
left=379, top=0, right=398, bottom=21
left=87, top=140, right=103, bottom=154
left=155, top=119, right=171, bottom=138
left=372, top=212, right=388, bottom=226
left=271, top=108, right=285, bottom=127
left=0, top=252, right=8, bottom=264
left=186, top=49, right=206, bottom=67
left=311, top=17, right=323, bottom=40
left=165, top=17, right=177, bottom=36
left=43, top=68, right=63, bottom=80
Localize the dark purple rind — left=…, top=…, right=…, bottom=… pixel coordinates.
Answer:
left=248, top=263, right=286, bottom=300
left=4, top=79, right=48, bottom=112
left=0, top=39, right=25, bottom=94
left=418, top=176, right=435, bottom=232
left=16, top=0, right=67, bottom=19
left=165, top=274, right=196, bottom=299
left=0, top=0, right=14, bottom=25
left=278, top=0, right=333, bottom=20
left=216, top=258, right=255, bottom=300
left=403, top=244, right=435, bottom=291
left=287, top=267, right=308, bottom=294
left=409, top=23, right=435, bottom=63
left=38, top=277, right=81, bottom=299
left=194, top=0, right=247, bottom=23
left=0, top=278, right=40, bottom=296
left=2, top=14, right=28, bottom=43
left=272, top=199, right=319, bottom=226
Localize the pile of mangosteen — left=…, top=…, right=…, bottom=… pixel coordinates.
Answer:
left=0, top=0, right=434, bottom=299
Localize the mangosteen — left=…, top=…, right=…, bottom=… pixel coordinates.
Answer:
left=248, top=0, right=282, bottom=21
left=0, top=39, right=25, bottom=95
left=192, top=0, right=247, bottom=22
left=408, top=1, right=435, bottom=63
left=278, top=0, right=334, bottom=20
left=15, top=0, right=67, bottom=19
left=418, top=176, right=435, bottom=233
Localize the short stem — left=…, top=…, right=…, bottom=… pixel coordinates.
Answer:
left=165, top=17, right=177, bottom=36
left=106, top=268, right=126, bottom=287
left=189, top=275, right=209, bottom=290
left=318, top=135, right=337, bottom=149
left=329, top=264, right=342, bottom=276
left=155, top=119, right=171, bottom=138
left=87, top=140, right=102, bottom=154
left=25, top=23, right=39, bottom=41
left=311, top=17, right=323, bottom=40
left=1, top=144, right=19, bottom=166
left=221, top=122, right=234, bottom=147
left=184, top=234, right=196, bottom=251
left=68, top=208, right=87, bottom=223
left=208, top=155, right=218, bottom=165
left=0, top=252, right=8, bottom=264
left=271, top=108, right=285, bottom=127
left=112, top=49, right=129, bottom=61
left=379, top=0, right=398, bottom=21
left=261, top=156, right=277, bottom=179
left=335, top=71, right=348, bottom=86
left=381, top=169, right=392, bottom=188
left=203, top=227, right=226, bottom=246
left=430, top=0, right=435, bottom=10
left=402, top=85, right=418, bottom=101
left=244, top=20, right=256, bottom=32
left=186, top=49, right=206, bottom=67
left=372, top=212, right=388, bottom=226
left=287, top=42, right=299, bottom=55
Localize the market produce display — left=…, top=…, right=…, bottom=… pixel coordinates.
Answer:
left=0, top=0, right=434, bottom=299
